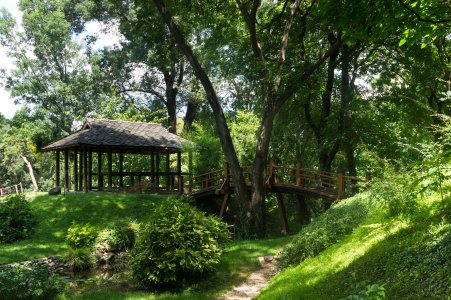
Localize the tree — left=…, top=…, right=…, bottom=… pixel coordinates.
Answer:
left=0, top=0, right=102, bottom=134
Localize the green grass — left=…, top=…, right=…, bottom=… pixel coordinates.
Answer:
left=1, top=192, right=292, bottom=299
left=257, top=192, right=451, bottom=300
left=0, top=192, right=167, bottom=264
left=62, top=236, right=291, bottom=300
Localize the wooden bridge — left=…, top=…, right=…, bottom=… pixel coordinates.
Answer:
left=183, top=161, right=368, bottom=234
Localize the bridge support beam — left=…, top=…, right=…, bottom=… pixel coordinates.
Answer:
left=296, top=195, right=310, bottom=225
left=276, top=192, right=289, bottom=235
left=219, top=193, right=230, bottom=218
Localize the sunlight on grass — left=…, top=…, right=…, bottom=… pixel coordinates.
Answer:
left=257, top=218, right=407, bottom=300
left=0, top=193, right=166, bottom=264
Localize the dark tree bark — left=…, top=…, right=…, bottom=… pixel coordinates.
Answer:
left=184, top=97, right=198, bottom=131
left=304, top=39, right=341, bottom=172
left=162, top=70, right=178, bottom=133
left=153, top=0, right=251, bottom=235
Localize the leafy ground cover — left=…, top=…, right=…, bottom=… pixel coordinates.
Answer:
left=0, top=192, right=167, bottom=264
left=257, top=190, right=450, bottom=299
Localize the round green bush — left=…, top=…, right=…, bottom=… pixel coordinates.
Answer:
left=65, top=221, right=97, bottom=249
left=129, top=198, right=230, bottom=288
left=96, top=224, right=136, bottom=251
left=0, top=194, right=36, bottom=243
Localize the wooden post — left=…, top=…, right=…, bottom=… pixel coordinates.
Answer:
left=276, top=192, right=289, bottom=235
left=107, top=148, right=112, bottom=192
left=155, top=152, right=160, bottom=192
left=79, top=148, right=83, bottom=191
left=150, top=150, right=155, bottom=190
left=55, top=150, right=60, bottom=188
left=64, top=149, right=69, bottom=192
left=83, top=147, right=88, bottom=193
left=97, top=148, right=102, bottom=191
left=88, top=150, right=93, bottom=191
left=219, top=193, right=230, bottom=218
left=19, top=183, right=23, bottom=194
left=337, top=173, right=345, bottom=199
left=177, top=151, right=182, bottom=194
left=166, top=151, right=170, bottom=191
left=296, top=195, right=310, bottom=225
left=295, top=162, right=302, bottom=186
left=119, top=152, right=124, bottom=188
left=74, top=149, right=78, bottom=191
left=14, top=184, right=19, bottom=195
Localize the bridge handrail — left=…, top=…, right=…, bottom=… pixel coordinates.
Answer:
left=186, top=161, right=369, bottom=200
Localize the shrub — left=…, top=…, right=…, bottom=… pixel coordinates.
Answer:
left=0, top=264, right=65, bottom=299
left=62, top=248, right=95, bottom=272
left=278, top=196, right=369, bottom=269
left=65, top=221, right=97, bottom=249
left=0, top=194, right=36, bottom=243
left=129, top=198, right=230, bottom=288
left=96, top=224, right=136, bottom=251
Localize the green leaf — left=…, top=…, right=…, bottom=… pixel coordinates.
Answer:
left=421, top=43, right=427, bottom=49
left=411, top=1, right=418, bottom=8
left=399, top=39, right=407, bottom=47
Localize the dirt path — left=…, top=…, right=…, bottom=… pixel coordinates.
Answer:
left=218, top=256, right=277, bottom=300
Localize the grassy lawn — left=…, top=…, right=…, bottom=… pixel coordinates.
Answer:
left=257, top=193, right=450, bottom=299
left=1, top=192, right=292, bottom=299
left=63, top=236, right=291, bottom=300
left=0, top=192, right=167, bottom=264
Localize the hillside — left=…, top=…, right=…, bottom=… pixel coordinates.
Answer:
left=0, top=193, right=168, bottom=264
left=257, top=185, right=450, bottom=299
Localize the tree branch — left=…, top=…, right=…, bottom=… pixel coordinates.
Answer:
left=275, top=38, right=342, bottom=112
left=396, top=0, right=451, bottom=24
left=274, top=0, right=302, bottom=91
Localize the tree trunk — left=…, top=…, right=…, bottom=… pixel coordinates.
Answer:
left=153, top=0, right=250, bottom=235
left=20, top=154, right=38, bottom=192
left=250, top=106, right=277, bottom=236
left=163, top=71, right=178, bottom=134
left=184, top=98, right=198, bottom=131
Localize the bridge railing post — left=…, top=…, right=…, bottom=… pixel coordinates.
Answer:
left=295, top=162, right=302, bottom=186
left=337, top=173, right=345, bottom=199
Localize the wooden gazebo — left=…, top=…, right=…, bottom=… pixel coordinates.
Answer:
left=42, top=119, right=190, bottom=194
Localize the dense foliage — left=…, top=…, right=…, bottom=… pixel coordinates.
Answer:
left=0, top=194, right=36, bottom=243
left=65, top=221, right=97, bottom=249
left=96, top=224, right=136, bottom=251
left=129, top=198, right=230, bottom=288
left=278, top=196, right=370, bottom=269
left=0, top=264, right=65, bottom=300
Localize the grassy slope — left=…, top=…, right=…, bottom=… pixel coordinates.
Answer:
left=257, top=193, right=450, bottom=300
left=0, top=192, right=167, bottom=264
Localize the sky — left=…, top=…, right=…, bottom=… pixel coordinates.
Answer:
left=0, top=0, right=121, bottom=119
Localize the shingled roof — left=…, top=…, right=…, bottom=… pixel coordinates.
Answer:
left=42, top=119, right=189, bottom=151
